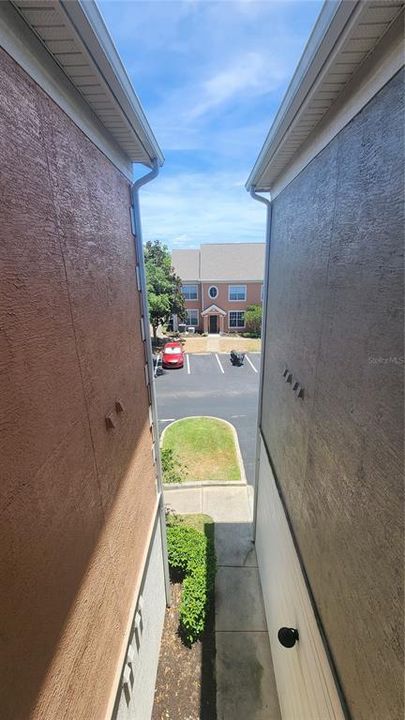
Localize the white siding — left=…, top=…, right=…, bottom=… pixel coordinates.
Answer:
left=256, top=438, right=344, bottom=720
left=114, top=521, right=166, bottom=720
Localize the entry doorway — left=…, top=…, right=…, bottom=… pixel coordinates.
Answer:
left=209, top=315, right=218, bottom=333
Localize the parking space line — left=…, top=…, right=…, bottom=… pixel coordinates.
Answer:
left=246, top=355, right=258, bottom=373
left=160, top=418, right=176, bottom=423
left=215, top=353, right=225, bottom=374
left=186, top=354, right=191, bottom=374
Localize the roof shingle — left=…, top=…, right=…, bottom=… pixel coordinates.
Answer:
left=172, top=243, right=265, bottom=282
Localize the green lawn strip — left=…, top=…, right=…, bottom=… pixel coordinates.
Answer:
left=166, top=513, right=216, bottom=645
left=162, top=417, right=241, bottom=482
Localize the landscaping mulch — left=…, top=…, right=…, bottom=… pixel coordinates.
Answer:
left=151, top=582, right=216, bottom=720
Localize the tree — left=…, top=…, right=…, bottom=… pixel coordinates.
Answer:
left=245, top=304, right=262, bottom=337
left=144, top=239, right=185, bottom=338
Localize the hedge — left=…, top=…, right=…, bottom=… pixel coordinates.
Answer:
left=166, top=519, right=216, bottom=645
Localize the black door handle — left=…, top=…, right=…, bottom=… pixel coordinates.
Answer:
left=278, top=627, right=299, bottom=648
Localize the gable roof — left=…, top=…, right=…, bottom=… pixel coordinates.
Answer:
left=5, top=0, right=163, bottom=169
left=246, top=0, right=404, bottom=193
left=172, top=243, right=265, bottom=282
left=201, top=304, right=227, bottom=317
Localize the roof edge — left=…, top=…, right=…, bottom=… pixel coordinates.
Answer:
left=246, top=0, right=353, bottom=190
left=247, top=0, right=404, bottom=192
left=61, top=0, right=164, bottom=167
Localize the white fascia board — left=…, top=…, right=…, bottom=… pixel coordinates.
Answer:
left=246, top=0, right=357, bottom=190
left=62, top=0, right=164, bottom=168
left=0, top=1, right=132, bottom=179
left=270, top=14, right=404, bottom=199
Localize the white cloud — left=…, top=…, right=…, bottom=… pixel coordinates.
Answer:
left=139, top=170, right=268, bottom=248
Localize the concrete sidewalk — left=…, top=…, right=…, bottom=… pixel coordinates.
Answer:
left=164, top=485, right=281, bottom=720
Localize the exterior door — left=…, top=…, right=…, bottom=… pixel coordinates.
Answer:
left=209, top=315, right=218, bottom=333
left=256, top=438, right=345, bottom=720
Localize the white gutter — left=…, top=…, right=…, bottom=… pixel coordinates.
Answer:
left=249, top=188, right=272, bottom=541
left=130, top=161, right=171, bottom=606
left=61, top=0, right=164, bottom=168
left=246, top=0, right=356, bottom=190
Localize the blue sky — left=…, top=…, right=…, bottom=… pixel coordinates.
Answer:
left=98, top=0, right=323, bottom=248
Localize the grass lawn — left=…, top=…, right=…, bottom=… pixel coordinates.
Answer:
left=162, top=417, right=241, bottom=482
left=174, top=513, right=214, bottom=535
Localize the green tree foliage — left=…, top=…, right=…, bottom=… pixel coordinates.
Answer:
left=144, top=239, right=185, bottom=337
left=245, top=304, right=262, bottom=337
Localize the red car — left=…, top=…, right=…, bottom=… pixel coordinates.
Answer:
left=161, top=341, right=185, bottom=369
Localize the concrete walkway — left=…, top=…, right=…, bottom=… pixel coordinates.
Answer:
left=164, top=485, right=281, bottom=720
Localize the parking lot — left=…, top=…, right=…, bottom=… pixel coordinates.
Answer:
left=156, top=352, right=261, bottom=485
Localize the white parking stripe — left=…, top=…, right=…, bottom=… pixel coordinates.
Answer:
left=215, top=353, right=225, bottom=374
left=186, top=354, right=191, bottom=374
left=160, top=418, right=176, bottom=423
left=246, top=355, right=258, bottom=373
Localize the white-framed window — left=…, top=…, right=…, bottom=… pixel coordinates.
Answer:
left=208, top=285, right=218, bottom=299
left=185, top=309, right=199, bottom=326
left=229, top=311, right=245, bottom=328
left=182, top=284, right=198, bottom=300
left=229, top=284, right=246, bottom=301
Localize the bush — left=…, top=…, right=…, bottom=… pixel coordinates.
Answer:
left=161, top=447, right=188, bottom=484
left=166, top=519, right=216, bottom=645
left=245, top=304, right=262, bottom=337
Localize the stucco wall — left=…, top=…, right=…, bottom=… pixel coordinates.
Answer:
left=260, top=70, right=404, bottom=720
left=0, top=48, right=159, bottom=720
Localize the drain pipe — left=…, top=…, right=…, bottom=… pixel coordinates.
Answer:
left=131, top=159, right=171, bottom=606
left=249, top=186, right=272, bottom=542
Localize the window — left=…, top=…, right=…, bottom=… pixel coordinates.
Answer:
left=186, top=309, right=199, bottom=326
left=164, top=346, right=182, bottom=355
left=182, top=284, right=198, bottom=300
left=229, top=285, right=246, bottom=301
left=229, top=311, right=245, bottom=328
left=261, top=284, right=264, bottom=302
left=208, top=286, right=218, bottom=299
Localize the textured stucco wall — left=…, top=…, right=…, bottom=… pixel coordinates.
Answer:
left=260, top=70, right=404, bottom=720
left=0, top=48, right=159, bottom=720
left=114, top=520, right=166, bottom=720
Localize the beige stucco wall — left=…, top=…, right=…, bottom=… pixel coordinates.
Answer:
left=0, top=48, right=159, bottom=720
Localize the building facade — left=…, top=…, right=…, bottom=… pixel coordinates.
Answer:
left=248, top=3, right=404, bottom=720
left=172, top=243, right=265, bottom=333
left=0, top=3, right=167, bottom=719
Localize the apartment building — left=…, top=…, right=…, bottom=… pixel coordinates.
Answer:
left=0, top=2, right=167, bottom=719
left=247, top=2, right=404, bottom=719
left=172, top=242, right=265, bottom=333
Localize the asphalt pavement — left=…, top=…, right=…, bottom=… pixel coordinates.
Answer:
left=155, top=352, right=260, bottom=486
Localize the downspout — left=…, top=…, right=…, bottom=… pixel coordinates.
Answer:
left=249, top=186, right=272, bottom=542
left=130, top=159, right=171, bottom=606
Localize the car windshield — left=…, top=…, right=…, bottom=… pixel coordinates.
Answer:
left=164, top=346, right=181, bottom=355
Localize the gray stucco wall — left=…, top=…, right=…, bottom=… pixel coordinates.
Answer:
left=261, top=69, right=404, bottom=720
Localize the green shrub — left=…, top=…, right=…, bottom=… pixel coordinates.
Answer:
left=166, top=519, right=216, bottom=645
left=161, top=447, right=188, bottom=484
left=245, top=304, right=262, bottom=337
